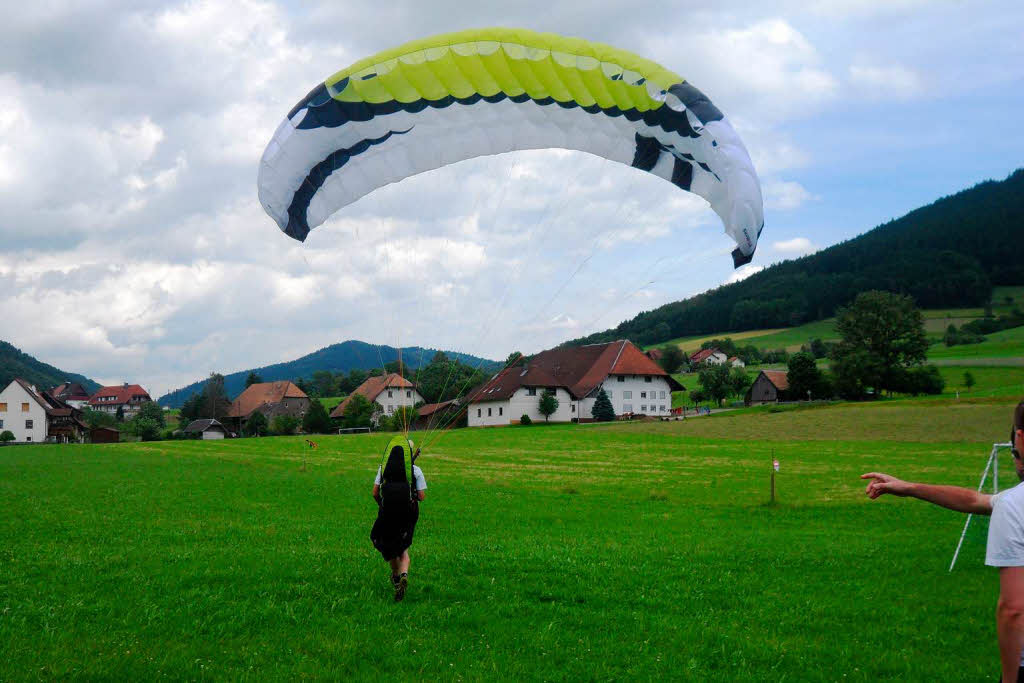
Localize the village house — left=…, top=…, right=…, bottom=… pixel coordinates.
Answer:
left=226, top=381, right=310, bottom=433
left=413, top=399, right=461, bottom=430
left=330, top=373, right=424, bottom=422
left=466, top=340, right=684, bottom=427
left=689, top=348, right=728, bottom=367
left=746, top=370, right=790, bottom=405
left=50, top=382, right=92, bottom=409
left=728, top=356, right=746, bottom=368
left=0, top=378, right=87, bottom=443
left=87, top=384, right=153, bottom=418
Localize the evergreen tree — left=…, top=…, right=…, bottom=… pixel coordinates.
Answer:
left=591, top=388, right=616, bottom=422
left=115, top=405, right=124, bottom=422
left=787, top=352, right=822, bottom=401
left=204, top=373, right=231, bottom=420
left=538, top=389, right=559, bottom=422
left=302, top=400, right=333, bottom=434
left=245, top=371, right=263, bottom=388
left=963, top=371, right=976, bottom=392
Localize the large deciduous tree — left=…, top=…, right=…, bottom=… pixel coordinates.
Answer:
left=787, top=352, right=822, bottom=401
left=831, top=291, right=930, bottom=399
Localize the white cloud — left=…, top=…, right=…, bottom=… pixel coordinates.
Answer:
left=772, top=237, right=818, bottom=256
left=763, top=180, right=816, bottom=210
left=848, top=62, right=924, bottom=98
left=725, top=264, right=764, bottom=284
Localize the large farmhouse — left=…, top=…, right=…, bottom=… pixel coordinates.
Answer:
left=226, top=381, right=310, bottom=432
left=87, top=384, right=153, bottom=417
left=466, top=340, right=684, bottom=427
left=0, top=378, right=87, bottom=443
left=330, top=373, right=424, bottom=421
left=689, top=348, right=728, bottom=367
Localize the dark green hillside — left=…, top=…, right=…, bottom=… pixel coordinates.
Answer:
left=567, top=169, right=1023, bottom=347
left=0, top=340, right=101, bottom=394
left=158, top=340, right=499, bottom=408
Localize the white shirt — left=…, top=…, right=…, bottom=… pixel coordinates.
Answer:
left=987, top=482, right=1024, bottom=665
left=375, top=464, right=426, bottom=491
left=987, top=483, right=1024, bottom=567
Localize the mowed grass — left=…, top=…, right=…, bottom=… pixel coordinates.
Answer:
left=928, top=326, right=1024, bottom=360
left=2, top=397, right=1022, bottom=680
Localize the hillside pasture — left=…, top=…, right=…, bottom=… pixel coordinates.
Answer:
left=1, top=395, right=1020, bottom=680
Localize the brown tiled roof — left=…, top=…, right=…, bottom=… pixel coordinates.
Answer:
left=51, top=382, right=91, bottom=401
left=468, top=340, right=684, bottom=403
left=761, top=370, right=790, bottom=391
left=227, top=381, right=308, bottom=419
left=417, top=399, right=457, bottom=417
left=330, top=374, right=415, bottom=418
left=88, top=384, right=151, bottom=407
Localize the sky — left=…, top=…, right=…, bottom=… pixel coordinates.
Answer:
left=1, top=0, right=1022, bottom=399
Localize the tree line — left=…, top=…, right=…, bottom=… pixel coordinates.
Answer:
left=565, top=169, right=1024, bottom=349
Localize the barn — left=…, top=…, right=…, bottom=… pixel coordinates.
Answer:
left=90, top=427, right=120, bottom=444
left=184, top=419, right=229, bottom=440
left=746, top=370, right=790, bottom=405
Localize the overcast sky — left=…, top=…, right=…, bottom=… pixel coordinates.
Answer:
left=2, top=0, right=1022, bottom=398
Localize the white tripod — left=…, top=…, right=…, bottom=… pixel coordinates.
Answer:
left=949, top=442, right=1014, bottom=572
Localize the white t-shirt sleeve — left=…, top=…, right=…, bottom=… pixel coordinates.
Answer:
left=986, top=486, right=1024, bottom=567
left=374, top=465, right=426, bottom=490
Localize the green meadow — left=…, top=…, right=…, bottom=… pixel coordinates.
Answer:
left=2, top=395, right=1022, bottom=680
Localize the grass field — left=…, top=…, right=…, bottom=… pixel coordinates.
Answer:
left=2, top=395, right=1021, bottom=680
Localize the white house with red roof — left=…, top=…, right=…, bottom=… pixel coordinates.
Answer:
left=0, top=378, right=87, bottom=443
left=330, top=373, right=423, bottom=421
left=466, top=340, right=684, bottom=427
left=689, top=348, right=728, bottom=367
left=87, top=383, right=153, bottom=417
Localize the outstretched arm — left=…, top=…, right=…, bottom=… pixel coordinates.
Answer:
left=861, top=472, right=993, bottom=515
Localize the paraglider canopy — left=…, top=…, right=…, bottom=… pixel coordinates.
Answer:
left=258, top=27, right=764, bottom=268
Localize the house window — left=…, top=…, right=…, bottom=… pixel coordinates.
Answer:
left=406, top=391, right=411, bottom=398
left=387, top=405, right=394, bottom=414
left=25, top=419, right=33, bottom=429
left=26, top=436, right=31, bottom=442
left=571, top=404, right=576, bottom=413
left=645, top=377, right=652, bottom=383
left=623, top=403, right=633, bottom=412
left=641, top=405, right=647, bottom=413
left=623, top=391, right=632, bottom=399
left=477, top=408, right=481, bottom=417
left=640, top=392, right=646, bottom=399
left=387, top=391, right=393, bottom=398
left=22, top=403, right=29, bottom=412
left=660, top=391, right=666, bottom=399
left=662, top=405, right=667, bottom=412
left=0, top=403, right=6, bottom=412
left=499, top=407, right=503, bottom=416
left=0, top=419, right=4, bottom=428
left=526, top=388, right=537, bottom=396
left=617, top=376, right=625, bottom=382
left=488, top=407, right=492, bottom=417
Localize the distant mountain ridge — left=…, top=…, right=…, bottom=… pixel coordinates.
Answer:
left=0, top=340, right=101, bottom=395
left=565, top=168, right=1024, bottom=348
left=158, top=340, right=500, bottom=408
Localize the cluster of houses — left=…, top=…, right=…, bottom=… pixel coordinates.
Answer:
left=0, top=379, right=153, bottom=444
left=1, top=341, right=795, bottom=444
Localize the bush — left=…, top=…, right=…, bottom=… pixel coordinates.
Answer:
left=520, top=414, right=532, bottom=425
left=270, top=414, right=299, bottom=436
left=0, top=430, right=14, bottom=443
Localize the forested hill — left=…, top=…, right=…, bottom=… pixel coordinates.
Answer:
left=566, top=168, right=1024, bottom=347
left=158, top=340, right=500, bottom=408
left=0, top=340, right=101, bottom=394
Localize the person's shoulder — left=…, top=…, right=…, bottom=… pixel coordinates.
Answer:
left=996, top=482, right=1024, bottom=509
